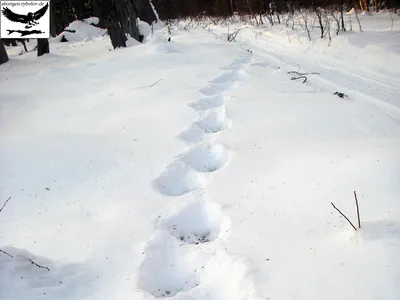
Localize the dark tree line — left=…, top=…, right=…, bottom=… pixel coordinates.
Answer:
left=0, top=0, right=157, bottom=65
left=152, top=0, right=396, bottom=19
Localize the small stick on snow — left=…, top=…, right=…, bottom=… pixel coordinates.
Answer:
left=287, top=69, right=320, bottom=84
left=0, top=249, right=14, bottom=258
left=290, top=75, right=308, bottom=83
left=354, top=191, right=361, bottom=229
left=331, top=202, right=357, bottom=231
left=149, top=78, right=163, bottom=88
left=0, top=250, right=50, bottom=271
left=27, top=258, right=50, bottom=271
left=0, top=197, right=11, bottom=213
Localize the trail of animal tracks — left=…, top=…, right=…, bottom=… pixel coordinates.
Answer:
left=1, top=16, right=400, bottom=300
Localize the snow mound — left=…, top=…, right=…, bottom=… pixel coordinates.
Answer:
left=337, top=220, right=400, bottom=244
left=138, top=19, right=152, bottom=41
left=52, top=19, right=106, bottom=43
left=83, top=17, right=99, bottom=25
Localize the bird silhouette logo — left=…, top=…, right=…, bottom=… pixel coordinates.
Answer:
left=2, top=3, right=49, bottom=29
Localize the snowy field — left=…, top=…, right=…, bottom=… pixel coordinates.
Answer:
left=1, top=11, right=400, bottom=300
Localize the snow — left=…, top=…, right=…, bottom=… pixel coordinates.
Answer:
left=1, top=11, right=400, bottom=300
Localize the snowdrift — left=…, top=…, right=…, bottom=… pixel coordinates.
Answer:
left=51, top=17, right=106, bottom=43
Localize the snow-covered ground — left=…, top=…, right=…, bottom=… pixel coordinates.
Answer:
left=1, top=12, right=400, bottom=300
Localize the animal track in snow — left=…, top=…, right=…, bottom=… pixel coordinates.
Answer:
left=183, top=142, right=230, bottom=172
left=153, top=160, right=206, bottom=196
left=250, top=61, right=269, bottom=67
left=138, top=233, right=210, bottom=298
left=161, top=200, right=230, bottom=244
left=220, top=55, right=252, bottom=71
left=176, top=125, right=207, bottom=144
left=199, top=83, right=234, bottom=96
left=144, top=52, right=256, bottom=300
left=196, top=106, right=232, bottom=134
left=210, top=69, right=249, bottom=84
left=138, top=236, right=254, bottom=300
left=189, top=95, right=227, bottom=111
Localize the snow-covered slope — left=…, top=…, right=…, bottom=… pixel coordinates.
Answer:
left=1, top=13, right=400, bottom=300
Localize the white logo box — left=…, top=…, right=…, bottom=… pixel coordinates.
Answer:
left=0, top=0, right=50, bottom=39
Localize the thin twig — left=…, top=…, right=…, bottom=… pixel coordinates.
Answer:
left=27, top=258, right=50, bottom=271
left=0, top=197, right=11, bottom=213
left=228, top=29, right=241, bottom=42
left=0, top=250, right=50, bottom=271
left=290, top=75, right=308, bottom=83
left=331, top=202, right=357, bottom=231
left=149, top=78, right=163, bottom=88
left=287, top=69, right=319, bottom=84
left=354, top=191, right=361, bottom=229
left=287, top=71, right=320, bottom=76
left=0, top=249, right=13, bottom=258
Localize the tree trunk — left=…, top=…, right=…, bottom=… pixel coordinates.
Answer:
left=91, top=0, right=106, bottom=28
left=229, top=0, right=235, bottom=14
left=107, top=20, right=127, bottom=48
left=37, top=39, right=50, bottom=56
left=94, top=0, right=127, bottom=48
left=341, top=0, right=346, bottom=31
left=126, top=0, right=140, bottom=40
left=50, top=0, right=57, bottom=37
left=312, top=0, right=324, bottom=38
left=0, top=40, right=9, bottom=65
left=135, top=0, right=157, bottom=25
left=115, top=0, right=129, bottom=34
left=20, top=39, right=28, bottom=52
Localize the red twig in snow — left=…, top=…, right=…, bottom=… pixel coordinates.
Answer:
left=331, top=202, right=357, bottom=231
left=354, top=191, right=361, bottom=229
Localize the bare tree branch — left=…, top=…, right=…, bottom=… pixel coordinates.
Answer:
left=331, top=202, right=358, bottom=231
